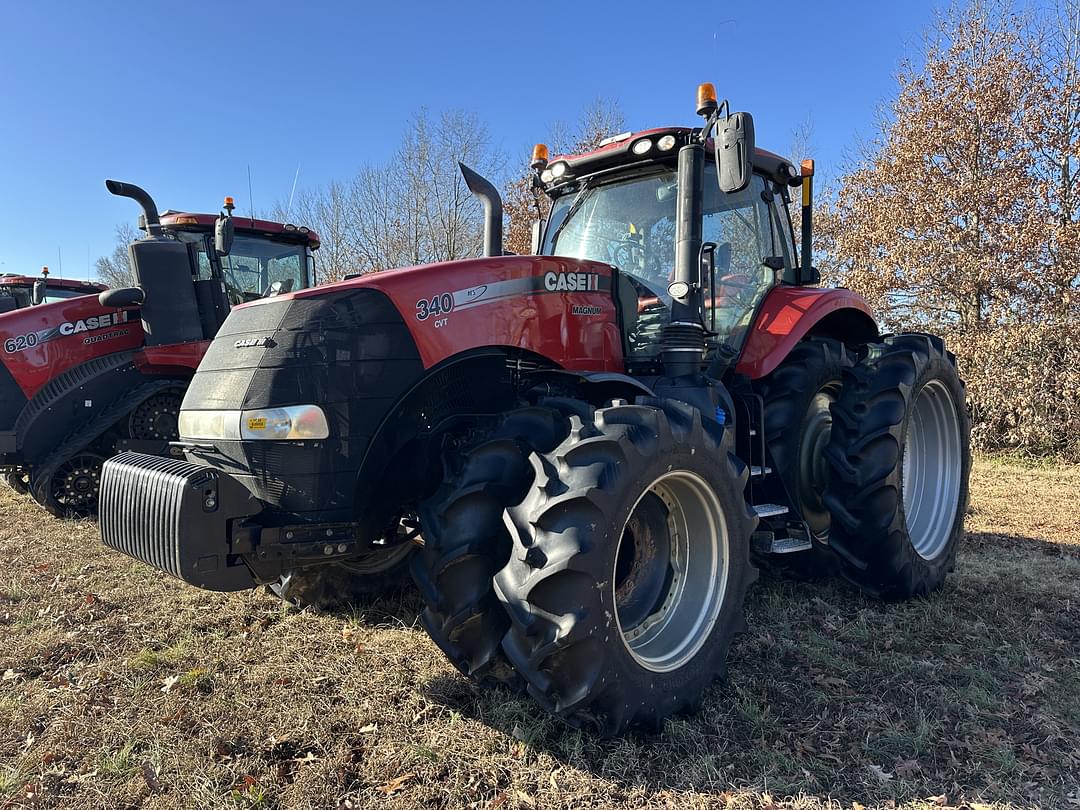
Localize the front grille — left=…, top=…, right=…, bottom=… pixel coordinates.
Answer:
left=99, top=451, right=261, bottom=591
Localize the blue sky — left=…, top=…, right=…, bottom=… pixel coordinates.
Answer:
left=0, top=0, right=937, bottom=279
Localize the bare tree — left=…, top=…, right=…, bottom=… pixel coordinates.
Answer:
left=504, top=98, right=625, bottom=255
left=93, top=222, right=138, bottom=288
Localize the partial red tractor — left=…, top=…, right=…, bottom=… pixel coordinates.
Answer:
left=0, top=269, right=105, bottom=312
left=0, top=181, right=319, bottom=515
left=100, top=84, right=970, bottom=735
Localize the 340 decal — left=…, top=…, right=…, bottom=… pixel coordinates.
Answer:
left=415, top=293, right=454, bottom=321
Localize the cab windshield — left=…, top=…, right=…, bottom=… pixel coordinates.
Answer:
left=543, top=166, right=784, bottom=359
left=186, top=234, right=310, bottom=304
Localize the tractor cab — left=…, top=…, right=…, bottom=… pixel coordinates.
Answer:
left=158, top=210, right=318, bottom=306
left=101, top=183, right=319, bottom=347
left=532, top=115, right=809, bottom=375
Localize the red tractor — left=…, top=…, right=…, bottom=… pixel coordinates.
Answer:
left=0, top=181, right=319, bottom=515
left=0, top=270, right=105, bottom=312
left=100, top=84, right=970, bottom=734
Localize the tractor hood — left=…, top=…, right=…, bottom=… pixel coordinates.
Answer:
left=233, top=254, right=624, bottom=371
left=177, top=254, right=624, bottom=523
left=0, top=295, right=144, bottom=401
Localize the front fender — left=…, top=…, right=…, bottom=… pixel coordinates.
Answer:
left=736, top=286, right=878, bottom=379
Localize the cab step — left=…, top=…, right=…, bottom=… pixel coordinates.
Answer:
left=769, top=536, right=813, bottom=554
left=750, top=465, right=772, bottom=477
left=753, top=503, right=789, bottom=518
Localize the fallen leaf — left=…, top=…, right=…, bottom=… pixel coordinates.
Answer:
left=377, top=773, right=414, bottom=795
left=927, top=796, right=948, bottom=806
left=514, top=790, right=536, bottom=807
left=2, top=669, right=19, bottom=681
left=160, top=675, right=181, bottom=693
left=358, top=723, right=377, bottom=734
left=894, top=758, right=921, bottom=777
left=140, top=761, right=163, bottom=793
left=869, top=764, right=894, bottom=782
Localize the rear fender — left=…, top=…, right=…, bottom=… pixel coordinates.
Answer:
left=736, top=287, right=878, bottom=379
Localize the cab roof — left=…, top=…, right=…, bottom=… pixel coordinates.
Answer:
left=547, top=127, right=800, bottom=189
left=154, top=211, right=321, bottom=249
left=0, top=274, right=106, bottom=292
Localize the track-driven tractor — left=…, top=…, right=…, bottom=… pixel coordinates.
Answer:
left=0, top=269, right=105, bottom=312
left=0, top=182, right=319, bottom=515
left=100, top=84, right=970, bottom=735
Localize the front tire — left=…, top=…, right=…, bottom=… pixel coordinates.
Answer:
left=824, top=334, right=971, bottom=600
left=495, top=399, right=757, bottom=735
left=412, top=407, right=570, bottom=687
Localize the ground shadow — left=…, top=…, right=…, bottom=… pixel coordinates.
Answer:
left=415, top=530, right=1075, bottom=807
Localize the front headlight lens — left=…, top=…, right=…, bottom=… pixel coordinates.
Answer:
left=241, top=405, right=329, bottom=440
left=178, top=410, right=241, bottom=440
left=179, top=405, right=329, bottom=441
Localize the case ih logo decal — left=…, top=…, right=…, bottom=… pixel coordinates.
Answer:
left=4, top=311, right=133, bottom=353
left=413, top=271, right=611, bottom=327
left=544, top=271, right=600, bottom=292
left=234, top=336, right=276, bottom=349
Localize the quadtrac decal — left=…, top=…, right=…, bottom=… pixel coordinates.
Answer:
left=3, top=310, right=134, bottom=353
left=413, top=272, right=612, bottom=327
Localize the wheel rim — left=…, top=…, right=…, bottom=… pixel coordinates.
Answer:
left=52, top=454, right=105, bottom=510
left=797, top=383, right=841, bottom=540
left=614, top=471, right=729, bottom=673
left=902, top=379, right=962, bottom=560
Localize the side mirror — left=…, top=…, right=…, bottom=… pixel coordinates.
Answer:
left=716, top=112, right=755, bottom=193
left=529, top=219, right=546, bottom=255
left=99, top=287, right=146, bottom=308
left=215, top=215, right=234, bottom=257
left=31, top=279, right=46, bottom=305
left=0, top=295, right=17, bottom=314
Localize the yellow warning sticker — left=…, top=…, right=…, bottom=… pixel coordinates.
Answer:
left=246, top=416, right=267, bottom=431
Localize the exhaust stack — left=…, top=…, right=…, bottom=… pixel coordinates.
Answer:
left=105, top=180, right=162, bottom=238
left=459, top=163, right=503, bottom=258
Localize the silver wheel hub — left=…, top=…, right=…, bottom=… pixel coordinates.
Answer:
left=614, top=471, right=729, bottom=673
left=902, top=379, right=962, bottom=560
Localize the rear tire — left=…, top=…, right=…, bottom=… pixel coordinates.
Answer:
left=412, top=406, right=570, bottom=687
left=495, top=399, right=757, bottom=735
left=755, top=338, right=853, bottom=578
left=824, top=334, right=970, bottom=600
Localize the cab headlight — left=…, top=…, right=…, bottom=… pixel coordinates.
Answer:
left=179, top=405, right=329, bottom=441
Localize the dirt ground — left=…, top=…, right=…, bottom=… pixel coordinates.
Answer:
left=0, top=456, right=1077, bottom=809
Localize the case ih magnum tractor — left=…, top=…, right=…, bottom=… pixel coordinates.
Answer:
left=0, top=181, right=318, bottom=516
left=100, top=84, right=970, bottom=734
left=0, top=270, right=105, bottom=312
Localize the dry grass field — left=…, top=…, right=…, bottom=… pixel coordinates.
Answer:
left=1, top=457, right=1077, bottom=809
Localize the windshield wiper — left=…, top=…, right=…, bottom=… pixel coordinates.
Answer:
left=548, top=179, right=595, bottom=253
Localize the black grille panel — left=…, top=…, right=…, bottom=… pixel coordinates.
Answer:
left=100, top=451, right=261, bottom=591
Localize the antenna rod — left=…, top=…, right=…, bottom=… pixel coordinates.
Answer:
left=285, top=163, right=301, bottom=222
left=247, top=165, right=256, bottom=228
